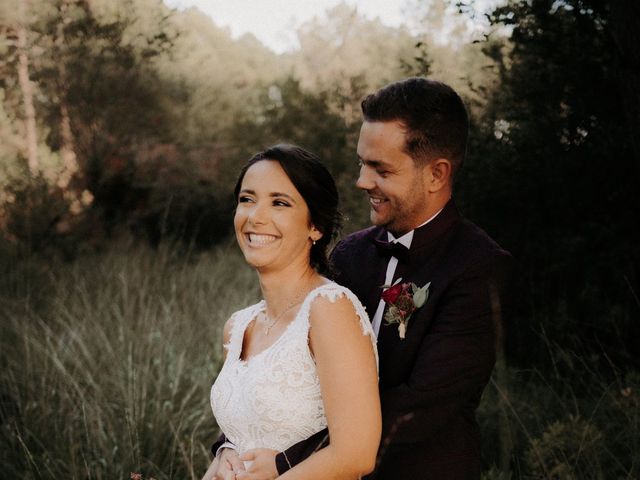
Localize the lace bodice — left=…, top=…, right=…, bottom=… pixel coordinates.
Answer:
left=210, top=282, right=377, bottom=455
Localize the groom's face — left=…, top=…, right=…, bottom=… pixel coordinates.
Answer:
left=356, top=120, right=429, bottom=236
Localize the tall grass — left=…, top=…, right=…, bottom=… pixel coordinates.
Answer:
left=0, top=242, right=259, bottom=479
left=1, top=243, right=638, bottom=479
left=479, top=345, right=639, bottom=479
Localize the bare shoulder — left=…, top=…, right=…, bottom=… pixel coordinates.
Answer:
left=307, top=286, right=372, bottom=341
left=307, top=286, right=378, bottom=369
left=308, top=291, right=360, bottom=328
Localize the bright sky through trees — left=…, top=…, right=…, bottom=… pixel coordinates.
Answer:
left=163, top=0, right=409, bottom=53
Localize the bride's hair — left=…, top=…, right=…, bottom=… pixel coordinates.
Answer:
left=234, top=144, right=342, bottom=276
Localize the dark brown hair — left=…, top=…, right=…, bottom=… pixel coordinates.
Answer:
left=361, top=77, right=469, bottom=173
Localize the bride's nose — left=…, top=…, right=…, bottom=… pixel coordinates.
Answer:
left=248, top=201, right=268, bottom=225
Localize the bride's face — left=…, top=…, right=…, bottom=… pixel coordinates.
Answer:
left=234, top=160, right=320, bottom=272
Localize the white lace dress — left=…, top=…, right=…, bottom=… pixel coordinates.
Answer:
left=210, top=282, right=377, bottom=456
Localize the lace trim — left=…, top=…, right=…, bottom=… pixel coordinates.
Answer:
left=210, top=282, right=377, bottom=454
left=224, top=302, right=264, bottom=359
left=298, top=282, right=377, bottom=343
left=224, top=283, right=376, bottom=363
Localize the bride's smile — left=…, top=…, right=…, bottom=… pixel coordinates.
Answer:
left=245, top=233, right=279, bottom=246
left=234, top=160, right=321, bottom=271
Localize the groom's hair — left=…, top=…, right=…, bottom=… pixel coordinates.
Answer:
left=361, top=77, right=469, bottom=174
left=234, top=144, right=342, bottom=276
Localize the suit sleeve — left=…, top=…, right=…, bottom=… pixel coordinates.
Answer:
left=379, top=253, right=512, bottom=445
left=210, top=432, right=227, bottom=456
left=275, top=429, right=329, bottom=474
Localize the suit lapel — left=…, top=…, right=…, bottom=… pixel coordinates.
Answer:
left=362, top=227, right=390, bottom=315
left=376, top=200, right=461, bottom=378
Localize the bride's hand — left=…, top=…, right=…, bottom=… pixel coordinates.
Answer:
left=212, top=448, right=244, bottom=480
left=236, top=448, right=278, bottom=480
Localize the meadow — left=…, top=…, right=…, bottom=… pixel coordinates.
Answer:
left=0, top=242, right=260, bottom=479
left=1, top=0, right=637, bottom=477
left=1, top=242, right=637, bottom=479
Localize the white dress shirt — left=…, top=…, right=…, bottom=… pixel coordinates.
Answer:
left=371, top=208, right=444, bottom=337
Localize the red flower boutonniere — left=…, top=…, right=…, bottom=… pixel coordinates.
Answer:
left=381, top=280, right=430, bottom=339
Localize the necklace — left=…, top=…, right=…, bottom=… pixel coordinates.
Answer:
left=263, top=289, right=309, bottom=335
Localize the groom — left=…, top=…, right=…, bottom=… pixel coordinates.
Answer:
left=215, top=77, right=512, bottom=479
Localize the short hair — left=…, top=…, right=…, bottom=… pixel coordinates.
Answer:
left=361, top=77, right=469, bottom=173
left=234, top=144, right=342, bottom=276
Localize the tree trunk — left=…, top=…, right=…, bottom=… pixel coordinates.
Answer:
left=56, top=2, right=80, bottom=190
left=16, top=0, right=38, bottom=175
left=58, top=101, right=80, bottom=189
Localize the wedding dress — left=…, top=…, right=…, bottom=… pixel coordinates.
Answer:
left=210, top=282, right=377, bottom=455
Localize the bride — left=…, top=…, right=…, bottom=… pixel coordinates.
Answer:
left=202, top=145, right=381, bottom=480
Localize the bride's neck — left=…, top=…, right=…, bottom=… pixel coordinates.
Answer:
left=258, top=264, right=322, bottom=312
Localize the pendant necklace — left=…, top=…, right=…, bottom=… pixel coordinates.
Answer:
left=263, top=289, right=309, bottom=335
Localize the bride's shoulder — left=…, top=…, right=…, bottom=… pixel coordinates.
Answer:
left=307, top=282, right=359, bottom=303
left=305, top=282, right=372, bottom=336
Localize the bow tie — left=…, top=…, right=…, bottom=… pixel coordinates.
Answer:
left=372, top=238, right=410, bottom=261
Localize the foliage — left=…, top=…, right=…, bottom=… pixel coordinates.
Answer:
left=402, top=0, right=503, bottom=113
left=2, top=1, right=639, bottom=477
left=478, top=356, right=639, bottom=479
left=1, top=244, right=638, bottom=479
left=289, top=4, right=419, bottom=93
left=0, top=243, right=259, bottom=479
left=455, top=0, right=640, bottom=369
left=2, top=0, right=492, bottom=249
left=153, top=6, right=281, bottom=144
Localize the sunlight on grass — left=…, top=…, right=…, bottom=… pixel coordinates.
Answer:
left=0, top=242, right=258, bottom=479
left=1, top=243, right=638, bottom=479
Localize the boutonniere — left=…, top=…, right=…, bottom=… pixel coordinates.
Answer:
left=381, top=279, right=430, bottom=339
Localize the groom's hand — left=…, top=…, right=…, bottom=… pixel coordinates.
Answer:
left=214, top=448, right=245, bottom=480
left=236, top=448, right=278, bottom=480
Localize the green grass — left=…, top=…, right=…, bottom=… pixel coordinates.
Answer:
left=479, top=350, right=639, bottom=479
left=1, top=243, right=638, bottom=479
left=0, top=242, right=259, bottom=479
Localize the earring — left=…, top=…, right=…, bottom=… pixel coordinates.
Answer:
left=312, top=240, right=317, bottom=246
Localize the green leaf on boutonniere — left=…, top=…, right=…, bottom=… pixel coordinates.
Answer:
left=412, top=282, right=431, bottom=308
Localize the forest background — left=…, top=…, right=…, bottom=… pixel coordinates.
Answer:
left=1, top=0, right=638, bottom=478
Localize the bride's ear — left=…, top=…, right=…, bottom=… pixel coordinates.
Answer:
left=310, top=226, right=323, bottom=243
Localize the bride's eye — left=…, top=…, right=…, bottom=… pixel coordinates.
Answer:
left=238, top=195, right=254, bottom=203
left=273, top=199, right=291, bottom=207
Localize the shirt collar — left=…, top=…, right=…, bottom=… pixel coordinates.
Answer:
left=387, top=207, right=445, bottom=249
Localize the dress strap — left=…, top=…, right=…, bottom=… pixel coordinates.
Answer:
left=298, top=282, right=377, bottom=343
left=224, top=302, right=265, bottom=361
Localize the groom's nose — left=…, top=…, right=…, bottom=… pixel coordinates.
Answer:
left=356, top=165, right=376, bottom=191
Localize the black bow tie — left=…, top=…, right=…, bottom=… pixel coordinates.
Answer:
left=372, top=238, right=410, bottom=261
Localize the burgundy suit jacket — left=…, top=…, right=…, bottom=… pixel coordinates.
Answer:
left=273, top=200, right=512, bottom=479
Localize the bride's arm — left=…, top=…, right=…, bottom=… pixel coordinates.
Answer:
left=280, top=294, right=381, bottom=479
left=201, top=456, right=219, bottom=480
